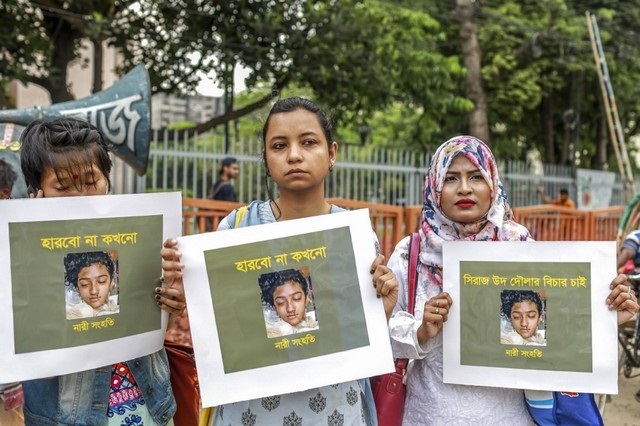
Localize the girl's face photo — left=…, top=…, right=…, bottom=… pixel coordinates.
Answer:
left=273, top=280, right=309, bottom=326
left=77, top=263, right=114, bottom=309
left=509, top=300, right=541, bottom=339
left=264, top=109, right=337, bottom=194
left=40, top=163, right=108, bottom=197
left=440, top=155, right=491, bottom=224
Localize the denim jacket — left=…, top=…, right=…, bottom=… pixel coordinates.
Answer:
left=22, top=349, right=176, bottom=425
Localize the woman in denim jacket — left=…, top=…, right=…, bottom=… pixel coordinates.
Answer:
left=19, top=118, right=184, bottom=425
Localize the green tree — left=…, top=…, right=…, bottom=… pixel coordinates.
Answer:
left=3, top=0, right=639, bottom=172
left=1, top=1, right=467, bottom=146
left=0, top=0, right=49, bottom=106
left=0, top=0, right=129, bottom=102
left=472, top=0, right=640, bottom=167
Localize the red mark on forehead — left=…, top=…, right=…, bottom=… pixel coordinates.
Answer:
left=72, top=174, right=79, bottom=179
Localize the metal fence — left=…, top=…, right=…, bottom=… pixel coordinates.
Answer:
left=113, top=130, right=627, bottom=208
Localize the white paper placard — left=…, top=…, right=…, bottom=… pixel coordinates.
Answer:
left=179, top=208, right=394, bottom=407
left=442, top=241, right=618, bottom=394
left=0, top=192, right=182, bottom=383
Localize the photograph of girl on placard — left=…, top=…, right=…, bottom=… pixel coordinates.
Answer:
left=500, top=290, right=546, bottom=347
left=64, top=250, right=120, bottom=320
left=258, top=267, right=319, bottom=338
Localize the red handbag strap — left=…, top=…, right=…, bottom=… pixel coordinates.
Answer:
left=394, top=232, right=420, bottom=372
left=408, top=232, right=419, bottom=315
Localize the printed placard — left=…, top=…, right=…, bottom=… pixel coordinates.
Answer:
left=180, top=208, right=394, bottom=407
left=0, top=192, right=181, bottom=383
left=442, top=241, right=618, bottom=394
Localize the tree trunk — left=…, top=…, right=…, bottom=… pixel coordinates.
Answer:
left=0, top=87, right=10, bottom=108
left=40, top=20, right=78, bottom=102
left=455, top=0, right=489, bottom=143
left=541, top=97, right=555, bottom=163
left=561, top=123, right=570, bottom=165
left=92, top=38, right=104, bottom=94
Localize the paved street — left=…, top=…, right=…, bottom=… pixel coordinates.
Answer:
left=603, top=373, right=640, bottom=425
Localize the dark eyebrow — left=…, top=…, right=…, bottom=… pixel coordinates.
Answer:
left=79, top=273, right=109, bottom=279
left=275, top=291, right=304, bottom=299
left=299, top=131, right=319, bottom=138
left=269, top=131, right=319, bottom=142
left=446, top=167, right=480, bottom=174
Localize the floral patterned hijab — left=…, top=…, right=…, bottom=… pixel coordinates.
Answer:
left=420, top=135, right=530, bottom=286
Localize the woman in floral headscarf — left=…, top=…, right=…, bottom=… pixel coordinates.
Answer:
left=386, top=136, right=637, bottom=425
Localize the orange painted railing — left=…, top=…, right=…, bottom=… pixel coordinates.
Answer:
left=397, top=204, right=623, bottom=241
left=589, top=206, right=625, bottom=241
left=181, top=198, right=625, bottom=250
left=404, top=205, right=422, bottom=234
left=327, top=198, right=404, bottom=259
left=402, top=204, right=624, bottom=241
left=181, top=198, right=244, bottom=235
left=512, top=205, right=589, bottom=240
left=180, top=197, right=404, bottom=259
left=512, top=205, right=624, bottom=241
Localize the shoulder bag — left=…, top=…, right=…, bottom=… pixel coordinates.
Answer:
left=207, top=180, right=230, bottom=200
left=164, top=340, right=200, bottom=426
left=370, top=232, right=419, bottom=426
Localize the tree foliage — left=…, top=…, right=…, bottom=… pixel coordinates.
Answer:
left=474, top=0, right=640, bottom=167
left=2, top=0, right=640, bottom=170
left=0, top=0, right=49, bottom=104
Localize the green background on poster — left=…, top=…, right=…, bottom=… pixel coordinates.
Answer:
left=10, top=215, right=163, bottom=353
left=206, top=226, right=369, bottom=373
left=459, top=261, right=592, bottom=372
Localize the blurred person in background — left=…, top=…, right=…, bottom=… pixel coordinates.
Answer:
left=537, top=187, right=575, bottom=208
left=0, top=157, right=17, bottom=199
left=208, top=156, right=239, bottom=202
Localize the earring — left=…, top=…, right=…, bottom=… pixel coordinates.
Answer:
left=329, top=164, right=334, bottom=172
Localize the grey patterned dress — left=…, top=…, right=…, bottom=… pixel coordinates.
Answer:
left=213, top=201, right=377, bottom=426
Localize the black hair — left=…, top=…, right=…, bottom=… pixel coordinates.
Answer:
left=0, top=158, right=17, bottom=189
left=259, top=268, right=309, bottom=307
left=219, top=156, right=237, bottom=176
left=559, top=188, right=569, bottom=195
left=20, top=118, right=112, bottom=192
left=260, top=97, right=335, bottom=218
left=261, top=97, right=334, bottom=149
left=500, top=290, right=543, bottom=318
left=64, top=251, right=116, bottom=289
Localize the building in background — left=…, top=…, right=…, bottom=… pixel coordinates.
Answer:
left=7, top=40, right=121, bottom=108
left=151, top=93, right=224, bottom=129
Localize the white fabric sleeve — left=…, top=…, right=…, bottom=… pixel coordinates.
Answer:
left=387, top=236, right=436, bottom=360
